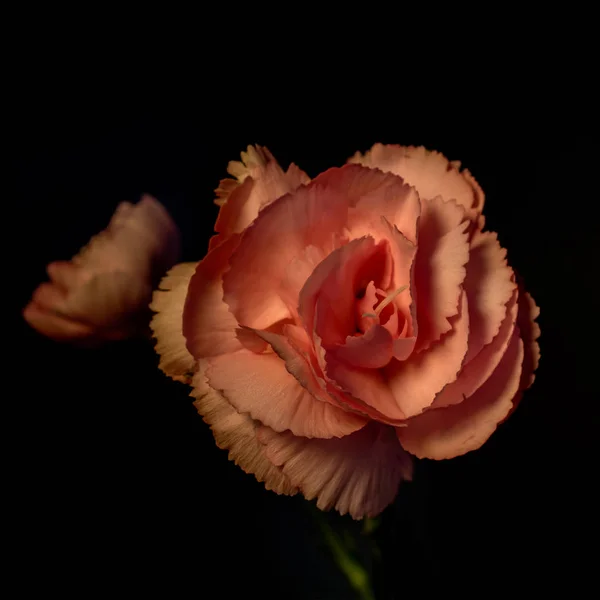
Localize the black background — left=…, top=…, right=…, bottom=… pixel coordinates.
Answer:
left=11, top=69, right=596, bottom=598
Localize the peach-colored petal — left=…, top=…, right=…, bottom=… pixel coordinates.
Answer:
left=46, top=261, right=84, bottom=291
left=183, top=235, right=244, bottom=359
left=300, top=236, right=390, bottom=348
left=214, top=145, right=310, bottom=237
left=384, top=292, right=470, bottom=419
left=75, top=195, right=180, bottom=280
left=346, top=175, right=421, bottom=245
left=222, top=165, right=417, bottom=331
left=397, top=328, right=524, bottom=459
left=23, top=301, right=98, bottom=341
left=333, top=325, right=394, bottom=369
left=257, top=421, right=412, bottom=519
left=505, top=289, right=541, bottom=419
left=463, top=231, right=516, bottom=362
left=58, top=271, right=152, bottom=329
left=190, top=365, right=297, bottom=496
left=349, top=144, right=484, bottom=222
left=432, top=289, right=518, bottom=409
left=246, top=325, right=369, bottom=423
left=413, top=197, right=470, bottom=352
left=205, top=349, right=366, bottom=439
left=150, top=262, right=198, bottom=384
left=325, top=355, right=407, bottom=424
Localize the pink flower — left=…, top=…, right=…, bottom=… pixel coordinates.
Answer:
left=24, top=195, right=180, bottom=344
left=151, top=145, right=540, bottom=519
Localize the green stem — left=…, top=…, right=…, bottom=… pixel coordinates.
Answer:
left=310, top=506, right=376, bottom=600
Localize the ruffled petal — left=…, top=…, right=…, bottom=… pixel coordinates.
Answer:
left=463, top=231, right=517, bottom=362
left=190, top=365, right=297, bottom=495
left=505, top=288, right=541, bottom=419
left=214, top=145, right=310, bottom=237
left=384, top=292, right=470, bottom=419
left=299, top=236, right=390, bottom=348
left=325, top=355, right=407, bottom=424
left=349, top=144, right=484, bottom=222
left=222, top=164, right=417, bottom=331
left=258, top=421, right=412, bottom=519
left=333, top=325, right=394, bottom=369
left=397, top=328, right=524, bottom=459
left=183, top=235, right=244, bottom=359
left=150, top=262, right=198, bottom=383
left=413, top=197, right=470, bottom=352
left=205, top=348, right=367, bottom=439
left=432, top=289, right=518, bottom=409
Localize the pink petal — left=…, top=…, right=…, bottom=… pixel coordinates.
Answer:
left=183, top=235, right=244, bottom=359
left=384, top=292, right=470, bottom=418
left=190, top=365, right=297, bottom=496
left=463, top=231, right=517, bottom=362
left=214, top=145, right=310, bottom=237
left=504, top=288, right=541, bottom=420
left=150, top=262, right=198, bottom=383
left=247, top=324, right=371, bottom=420
left=23, top=301, right=97, bottom=341
left=60, top=271, right=152, bottom=329
left=382, top=219, right=418, bottom=343
left=333, top=325, right=394, bottom=369
left=205, top=348, right=367, bottom=439
left=397, top=328, right=524, bottom=459
left=258, top=421, right=413, bottom=519
left=346, top=174, right=421, bottom=245
left=349, top=144, right=484, bottom=222
left=413, top=197, right=470, bottom=352
left=325, top=355, right=407, bottom=423
left=222, top=165, right=417, bottom=331
left=75, top=195, right=180, bottom=280
left=46, top=261, right=84, bottom=291
left=432, top=289, right=518, bottom=409
left=299, top=236, right=390, bottom=348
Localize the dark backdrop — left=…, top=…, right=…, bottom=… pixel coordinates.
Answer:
left=11, top=93, right=596, bottom=598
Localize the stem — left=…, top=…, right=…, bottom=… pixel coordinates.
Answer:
left=310, top=505, right=376, bottom=600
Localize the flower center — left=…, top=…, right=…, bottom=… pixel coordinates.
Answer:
left=362, top=285, right=408, bottom=319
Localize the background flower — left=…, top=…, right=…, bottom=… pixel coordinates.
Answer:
left=23, top=195, right=180, bottom=344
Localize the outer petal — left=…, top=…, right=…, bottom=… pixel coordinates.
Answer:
left=214, top=145, right=310, bottom=237
left=183, top=235, right=244, bottom=359
left=432, top=289, right=518, bottom=409
left=463, top=231, right=517, bottom=362
left=504, top=288, right=541, bottom=419
left=150, top=262, right=198, bottom=383
left=22, top=300, right=98, bottom=341
left=190, top=366, right=297, bottom=496
left=205, top=349, right=366, bottom=439
left=74, top=195, right=180, bottom=280
left=349, top=144, right=484, bottom=222
left=222, top=164, right=418, bottom=331
left=383, top=292, right=470, bottom=419
left=257, top=421, right=413, bottom=519
left=413, top=197, right=470, bottom=352
left=55, top=271, right=152, bottom=329
left=397, top=328, right=524, bottom=459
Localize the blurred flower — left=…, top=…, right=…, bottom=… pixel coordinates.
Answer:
left=24, top=195, right=180, bottom=344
